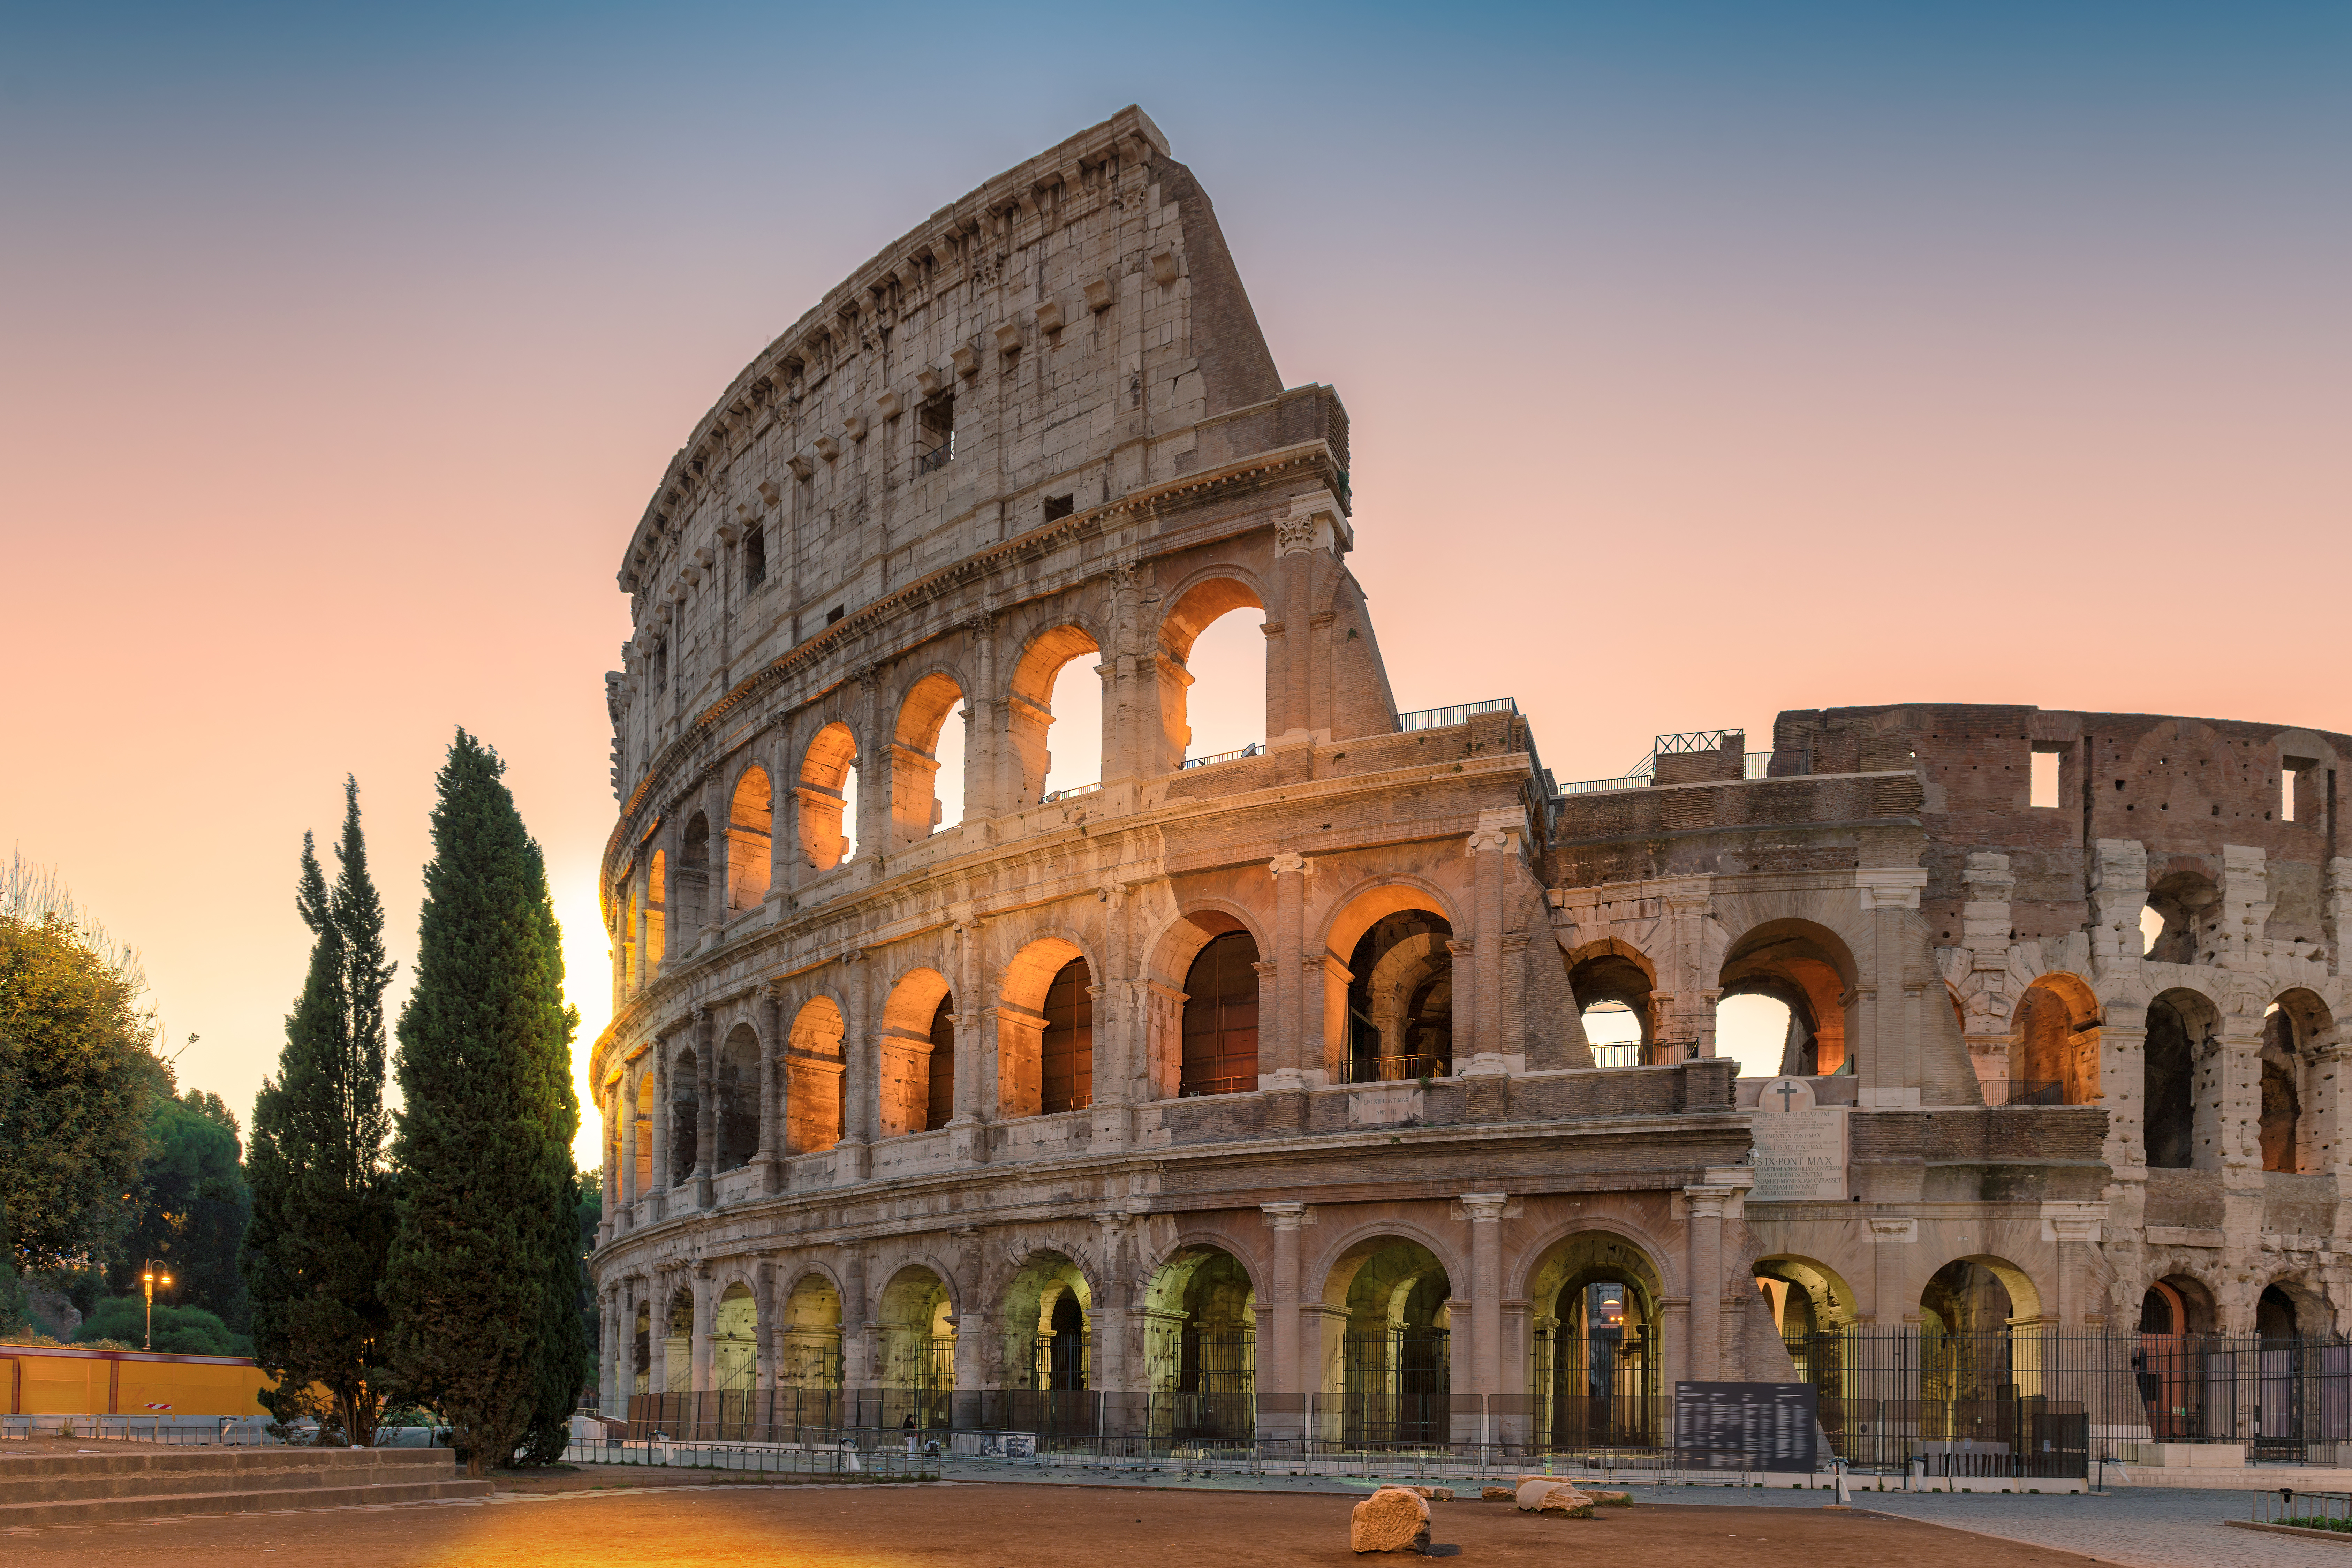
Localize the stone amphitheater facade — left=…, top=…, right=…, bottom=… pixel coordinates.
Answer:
left=587, top=107, right=2350, bottom=1450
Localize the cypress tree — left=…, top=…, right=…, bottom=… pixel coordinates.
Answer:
left=241, top=777, right=397, bottom=1444
left=386, top=731, right=585, bottom=1475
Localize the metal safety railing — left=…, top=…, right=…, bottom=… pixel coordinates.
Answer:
left=0, top=1414, right=279, bottom=1445
left=1038, top=781, right=1101, bottom=803
left=1181, top=743, right=1261, bottom=768
left=1398, top=698, right=1517, bottom=732
left=1978, top=1080, right=2070, bottom=1106
left=2252, top=1489, right=2352, bottom=1532
left=1343, top=1052, right=1450, bottom=1084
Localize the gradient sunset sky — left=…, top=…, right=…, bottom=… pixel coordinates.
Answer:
left=5, top=3, right=2345, bottom=1161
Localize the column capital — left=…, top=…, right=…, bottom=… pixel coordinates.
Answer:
left=1455, top=1192, right=1513, bottom=1222
left=1268, top=852, right=1308, bottom=877
left=1261, top=1201, right=1311, bottom=1230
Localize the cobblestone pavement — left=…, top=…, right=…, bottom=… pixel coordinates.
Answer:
left=1639, top=1484, right=2334, bottom=1568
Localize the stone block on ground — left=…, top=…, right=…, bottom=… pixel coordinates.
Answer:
left=1481, top=1486, right=1514, bottom=1501
left=1516, top=1479, right=1595, bottom=1517
left=1590, top=1489, right=1632, bottom=1506
left=1406, top=1485, right=1454, bottom=1501
left=1351, top=1485, right=1432, bottom=1553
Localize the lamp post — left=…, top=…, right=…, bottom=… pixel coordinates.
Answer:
left=140, top=1262, right=172, bottom=1351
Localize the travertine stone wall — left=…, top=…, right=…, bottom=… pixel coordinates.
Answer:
left=586, top=112, right=2349, bottom=1445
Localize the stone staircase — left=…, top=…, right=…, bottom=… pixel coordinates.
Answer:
left=0, top=1446, right=493, bottom=1527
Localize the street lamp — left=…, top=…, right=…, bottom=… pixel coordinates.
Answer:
left=140, top=1262, right=172, bottom=1351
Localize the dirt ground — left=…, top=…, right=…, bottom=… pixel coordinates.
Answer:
left=6, top=1477, right=2114, bottom=1566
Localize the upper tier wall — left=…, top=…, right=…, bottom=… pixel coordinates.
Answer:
left=606, top=106, right=1312, bottom=802
left=1772, top=703, right=2350, bottom=947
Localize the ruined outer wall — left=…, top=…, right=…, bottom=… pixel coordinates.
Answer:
left=1774, top=704, right=2349, bottom=951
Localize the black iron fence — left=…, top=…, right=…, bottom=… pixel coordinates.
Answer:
left=1791, top=1328, right=2352, bottom=1466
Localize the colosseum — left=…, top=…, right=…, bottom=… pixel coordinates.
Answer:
left=589, top=107, right=2350, bottom=1471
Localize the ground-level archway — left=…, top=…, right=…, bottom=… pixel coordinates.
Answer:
left=875, top=1266, right=955, bottom=1430
left=1319, top=1237, right=1452, bottom=1445
left=1142, top=1245, right=1256, bottom=1439
left=1526, top=1232, right=1666, bottom=1448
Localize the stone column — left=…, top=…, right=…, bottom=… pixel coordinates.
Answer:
left=692, top=1007, right=716, bottom=1209
left=838, top=1245, right=871, bottom=1394
left=649, top=1036, right=671, bottom=1212
left=752, top=984, right=783, bottom=1195
left=1461, top=1193, right=1509, bottom=1444
left=648, top=1269, right=673, bottom=1397
left=598, top=1088, right=619, bottom=1244
left=1268, top=854, right=1308, bottom=1089
left=951, top=1227, right=989, bottom=1402
left=754, top=1259, right=777, bottom=1398
left=1685, top=1186, right=1725, bottom=1381
left=947, top=912, right=988, bottom=1164
left=1092, top=1212, right=1131, bottom=1394
left=1262, top=1202, right=1308, bottom=1434
left=853, top=677, right=890, bottom=859
left=1856, top=869, right=1928, bottom=1107
left=619, top=1065, right=640, bottom=1226
left=835, top=950, right=874, bottom=1180
left=690, top=1270, right=715, bottom=1396
left=767, top=726, right=796, bottom=908
left=702, top=782, right=729, bottom=947
left=598, top=1288, right=618, bottom=1415
left=1460, top=821, right=1519, bottom=1073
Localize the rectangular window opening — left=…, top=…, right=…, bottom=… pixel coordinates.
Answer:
left=825, top=605, right=844, bottom=626
left=2030, top=750, right=2060, bottom=809
left=743, top=526, right=767, bottom=589
left=2283, top=758, right=2317, bottom=822
left=915, top=393, right=954, bottom=475
left=1043, top=494, right=1074, bottom=522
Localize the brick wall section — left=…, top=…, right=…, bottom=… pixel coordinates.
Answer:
left=1546, top=772, right=1923, bottom=885
left=1850, top=1107, right=2110, bottom=1203
left=1772, top=703, right=2349, bottom=944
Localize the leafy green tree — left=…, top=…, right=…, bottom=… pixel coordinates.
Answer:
left=73, top=1295, right=248, bottom=1356
left=111, top=1089, right=252, bottom=1332
left=385, top=732, right=585, bottom=1475
left=0, top=897, right=156, bottom=1277
left=241, top=778, right=398, bottom=1446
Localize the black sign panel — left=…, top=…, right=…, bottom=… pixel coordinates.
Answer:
left=1673, top=1381, right=1818, bottom=1472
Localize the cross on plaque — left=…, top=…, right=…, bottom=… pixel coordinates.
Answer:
left=1774, top=1079, right=1800, bottom=1113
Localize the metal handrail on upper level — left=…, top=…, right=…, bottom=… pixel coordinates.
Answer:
left=1397, top=697, right=1517, bottom=732
left=1038, top=781, right=1102, bottom=803
left=1181, top=742, right=1261, bottom=768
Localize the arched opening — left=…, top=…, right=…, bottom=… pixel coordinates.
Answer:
left=2260, top=995, right=2329, bottom=1173
left=1009, top=624, right=1102, bottom=804
left=1181, top=928, right=1260, bottom=1097
left=1568, top=947, right=1653, bottom=1068
left=878, top=967, right=952, bottom=1139
left=2259, top=1283, right=2299, bottom=1339
left=1322, top=1237, right=1451, bottom=1446
left=2143, top=988, right=2215, bottom=1170
left=1346, top=911, right=1454, bottom=1082
left=1919, top=1256, right=2044, bottom=1408
left=676, top=813, right=710, bottom=936
left=996, top=938, right=1092, bottom=1119
left=925, top=995, right=956, bottom=1132
left=645, top=851, right=666, bottom=973
left=1719, top=919, right=1856, bottom=1076
left=664, top=1288, right=693, bottom=1394
left=668, top=1045, right=699, bottom=1186
left=633, top=1298, right=651, bottom=1397
left=615, top=887, right=636, bottom=997
left=877, top=1266, right=955, bottom=1429
left=797, top=722, right=858, bottom=872
left=2136, top=1274, right=2218, bottom=1440
left=715, top=1023, right=759, bottom=1171
left=891, top=673, right=966, bottom=847
left=779, top=1274, right=844, bottom=1390
left=2011, top=973, right=2101, bottom=1106
left=1003, top=1253, right=1092, bottom=1393
left=1753, top=1255, right=1860, bottom=1394
left=2144, top=870, right=2219, bottom=964
left=1142, top=1246, right=1256, bottom=1439
left=1716, top=994, right=1796, bottom=1078
left=1158, top=577, right=1267, bottom=768
left=1527, top=1232, right=1665, bottom=1449
left=713, top=1282, right=757, bottom=1393
left=1042, top=959, right=1093, bottom=1116
left=2254, top=1281, right=2320, bottom=1457
left=785, top=997, right=846, bottom=1154
left=728, top=768, right=772, bottom=908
